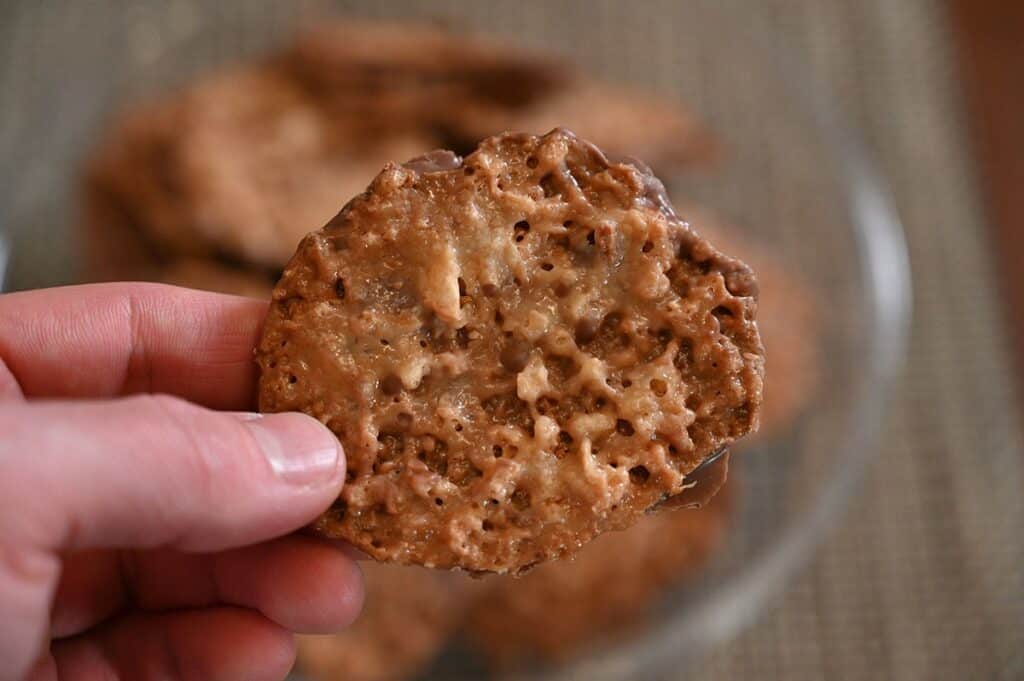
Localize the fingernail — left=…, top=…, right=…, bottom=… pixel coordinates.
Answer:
left=239, top=413, right=343, bottom=486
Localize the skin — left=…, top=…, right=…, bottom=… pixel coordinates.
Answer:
left=0, top=283, right=365, bottom=681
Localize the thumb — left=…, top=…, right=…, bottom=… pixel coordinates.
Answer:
left=0, top=395, right=345, bottom=553
left=0, top=395, right=344, bottom=681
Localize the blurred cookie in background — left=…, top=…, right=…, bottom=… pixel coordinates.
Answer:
left=463, top=481, right=733, bottom=666
left=81, top=99, right=188, bottom=282
left=453, top=80, right=716, bottom=169
left=83, top=63, right=431, bottom=274
left=172, top=66, right=435, bottom=269
left=288, top=21, right=714, bottom=165
left=296, top=563, right=471, bottom=681
left=159, top=259, right=273, bottom=299
left=80, top=20, right=716, bottom=287
left=283, top=20, right=571, bottom=141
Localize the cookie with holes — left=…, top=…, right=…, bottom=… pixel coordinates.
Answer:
left=256, top=128, right=764, bottom=574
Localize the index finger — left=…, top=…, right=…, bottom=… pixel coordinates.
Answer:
left=0, top=282, right=267, bottom=409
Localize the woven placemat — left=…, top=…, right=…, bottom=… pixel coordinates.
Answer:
left=690, top=3, right=1024, bottom=680
left=1, top=1, right=1021, bottom=679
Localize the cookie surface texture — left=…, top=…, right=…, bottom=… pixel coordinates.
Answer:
left=257, top=129, right=764, bottom=574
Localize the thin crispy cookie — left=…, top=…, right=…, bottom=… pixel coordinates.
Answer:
left=256, top=129, right=764, bottom=574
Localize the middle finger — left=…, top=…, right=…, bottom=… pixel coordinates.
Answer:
left=52, top=536, right=363, bottom=638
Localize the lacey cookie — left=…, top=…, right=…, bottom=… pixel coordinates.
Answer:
left=256, top=128, right=765, bottom=575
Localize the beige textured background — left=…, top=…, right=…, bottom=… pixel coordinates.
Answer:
left=688, top=5, right=1024, bottom=679
left=691, top=3, right=1024, bottom=680
left=1, top=1, right=1022, bottom=679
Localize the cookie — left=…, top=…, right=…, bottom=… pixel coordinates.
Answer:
left=81, top=166, right=275, bottom=299
left=257, top=129, right=764, bottom=574
left=81, top=20, right=716, bottom=286
left=80, top=174, right=164, bottom=284
left=454, top=80, right=716, bottom=168
left=288, top=22, right=712, bottom=166
left=83, top=61, right=437, bottom=275
left=81, top=98, right=192, bottom=281
left=296, top=564, right=462, bottom=681
left=676, top=204, right=820, bottom=439
left=174, top=65, right=436, bottom=269
left=465, top=477, right=733, bottom=664
left=285, top=20, right=571, bottom=142
left=158, top=259, right=274, bottom=299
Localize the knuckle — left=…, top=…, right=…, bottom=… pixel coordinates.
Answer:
left=142, top=395, right=239, bottom=516
left=0, top=543, right=59, bottom=680
left=139, top=392, right=193, bottom=419
left=139, top=395, right=267, bottom=527
left=0, top=406, right=38, bottom=532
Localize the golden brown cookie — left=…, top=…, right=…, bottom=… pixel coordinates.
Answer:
left=288, top=21, right=712, bottom=166
left=81, top=97, right=191, bottom=281
left=80, top=178, right=162, bottom=284
left=158, top=259, right=274, bottom=299
left=256, top=129, right=764, bottom=574
left=285, top=20, right=571, bottom=141
left=454, top=80, right=716, bottom=168
left=296, top=564, right=463, bottom=681
left=676, top=204, right=820, bottom=439
left=82, top=61, right=436, bottom=276
left=464, top=479, right=733, bottom=664
left=81, top=21, right=717, bottom=288
left=174, top=65, right=435, bottom=269
left=81, top=177, right=276, bottom=299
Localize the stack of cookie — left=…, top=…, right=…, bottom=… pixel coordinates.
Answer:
left=82, top=20, right=713, bottom=297
left=79, top=20, right=818, bottom=680
left=296, top=565, right=473, bottom=681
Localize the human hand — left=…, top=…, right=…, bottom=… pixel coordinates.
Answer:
left=0, top=283, right=363, bottom=681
